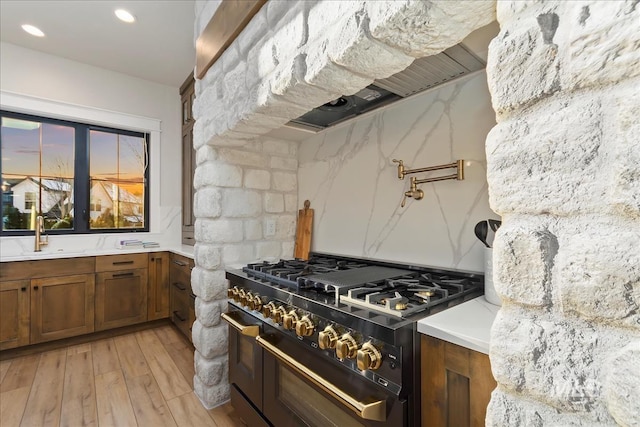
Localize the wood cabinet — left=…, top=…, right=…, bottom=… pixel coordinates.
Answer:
left=0, top=280, right=30, bottom=350
left=30, top=274, right=95, bottom=344
left=169, top=253, right=195, bottom=341
left=421, top=335, right=496, bottom=427
left=180, top=73, right=196, bottom=246
left=95, top=253, right=148, bottom=331
left=148, top=252, right=170, bottom=320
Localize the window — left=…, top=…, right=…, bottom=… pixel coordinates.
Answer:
left=1, top=110, right=149, bottom=234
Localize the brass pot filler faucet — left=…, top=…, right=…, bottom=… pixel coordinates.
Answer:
left=392, top=159, right=465, bottom=207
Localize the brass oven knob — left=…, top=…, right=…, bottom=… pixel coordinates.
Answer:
left=295, top=316, right=315, bottom=337
left=236, top=289, right=246, bottom=304
left=248, top=294, right=262, bottom=311
left=227, top=286, right=239, bottom=299
left=283, top=310, right=299, bottom=330
left=262, top=301, right=277, bottom=318
left=357, top=342, right=382, bottom=371
left=272, top=306, right=287, bottom=324
left=244, top=292, right=254, bottom=307
left=336, top=333, right=359, bottom=360
left=318, top=326, right=339, bottom=350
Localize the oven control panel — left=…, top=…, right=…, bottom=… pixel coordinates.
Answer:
left=228, top=285, right=403, bottom=392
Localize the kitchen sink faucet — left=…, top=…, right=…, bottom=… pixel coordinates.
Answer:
left=34, top=215, right=48, bottom=252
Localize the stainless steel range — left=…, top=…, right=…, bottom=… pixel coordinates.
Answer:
left=223, top=253, right=483, bottom=427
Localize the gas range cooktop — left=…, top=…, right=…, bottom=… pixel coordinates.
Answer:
left=241, top=253, right=483, bottom=319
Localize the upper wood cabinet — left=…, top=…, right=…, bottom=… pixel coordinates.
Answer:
left=0, top=280, right=30, bottom=350
left=30, top=274, right=95, bottom=344
left=181, top=73, right=196, bottom=246
left=421, top=335, right=496, bottom=427
left=148, top=252, right=170, bottom=320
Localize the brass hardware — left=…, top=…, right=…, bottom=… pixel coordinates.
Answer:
left=227, top=286, right=240, bottom=299
left=357, top=342, right=383, bottom=371
left=244, top=291, right=254, bottom=307
left=393, top=159, right=465, bottom=207
left=295, top=315, right=315, bottom=337
left=237, top=289, right=247, bottom=305
left=221, top=312, right=259, bottom=337
left=336, top=333, right=359, bottom=360
left=262, top=301, right=277, bottom=318
left=271, top=306, right=287, bottom=324
left=248, top=293, right=262, bottom=311
left=401, top=177, right=425, bottom=207
left=318, top=326, right=339, bottom=350
left=34, top=215, right=48, bottom=252
left=283, top=310, right=299, bottom=330
left=256, top=335, right=387, bottom=421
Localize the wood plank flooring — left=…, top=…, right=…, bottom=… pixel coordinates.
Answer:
left=0, top=325, right=244, bottom=427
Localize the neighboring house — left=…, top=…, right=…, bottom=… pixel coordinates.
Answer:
left=10, top=177, right=72, bottom=218
left=90, top=181, right=143, bottom=225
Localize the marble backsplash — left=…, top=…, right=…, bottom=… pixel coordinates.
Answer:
left=298, top=71, right=497, bottom=272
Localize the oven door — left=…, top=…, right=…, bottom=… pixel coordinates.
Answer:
left=221, top=309, right=266, bottom=421
left=258, top=326, right=406, bottom=427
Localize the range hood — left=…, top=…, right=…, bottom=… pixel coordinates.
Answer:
left=286, top=44, right=486, bottom=132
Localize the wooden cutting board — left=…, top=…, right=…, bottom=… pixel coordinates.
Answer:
left=293, top=200, right=313, bottom=260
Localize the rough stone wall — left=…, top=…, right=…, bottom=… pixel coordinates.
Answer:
left=191, top=0, right=495, bottom=409
left=486, top=1, right=640, bottom=425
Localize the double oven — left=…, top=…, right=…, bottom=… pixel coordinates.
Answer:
left=222, top=253, right=483, bottom=427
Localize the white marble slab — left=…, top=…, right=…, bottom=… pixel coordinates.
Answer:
left=417, top=297, right=500, bottom=355
left=0, top=244, right=194, bottom=262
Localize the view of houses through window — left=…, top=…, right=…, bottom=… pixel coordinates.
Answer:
left=0, top=112, right=148, bottom=234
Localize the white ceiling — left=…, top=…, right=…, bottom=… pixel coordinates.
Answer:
left=0, top=0, right=195, bottom=87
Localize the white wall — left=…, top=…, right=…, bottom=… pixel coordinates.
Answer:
left=0, top=42, right=183, bottom=254
left=298, top=71, right=497, bottom=272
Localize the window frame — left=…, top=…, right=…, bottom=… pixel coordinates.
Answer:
left=0, top=109, right=150, bottom=236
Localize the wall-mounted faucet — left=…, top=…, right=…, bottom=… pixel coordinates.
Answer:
left=392, top=159, right=465, bottom=207
left=401, top=177, right=424, bottom=207
left=34, top=215, right=48, bottom=252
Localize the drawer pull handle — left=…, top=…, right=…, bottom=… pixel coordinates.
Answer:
left=189, top=293, right=196, bottom=300
left=113, top=260, right=135, bottom=265
left=172, top=260, right=187, bottom=267
left=173, top=311, right=186, bottom=322
left=21, top=287, right=27, bottom=292
left=113, top=272, right=135, bottom=278
left=33, top=286, right=39, bottom=290
left=172, top=282, right=186, bottom=291
left=221, top=312, right=259, bottom=337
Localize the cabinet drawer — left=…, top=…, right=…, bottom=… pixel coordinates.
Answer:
left=96, top=253, right=148, bottom=272
left=1, top=257, right=95, bottom=281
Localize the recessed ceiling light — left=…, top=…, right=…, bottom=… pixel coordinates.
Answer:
left=115, top=9, right=136, bottom=23
left=22, top=24, right=45, bottom=37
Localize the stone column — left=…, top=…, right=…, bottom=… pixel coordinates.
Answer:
left=486, top=1, right=640, bottom=425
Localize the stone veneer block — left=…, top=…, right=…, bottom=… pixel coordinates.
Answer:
left=275, top=215, right=297, bottom=239
left=193, top=187, right=222, bottom=219
left=222, top=244, right=255, bottom=265
left=490, top=305, right=639, bottom=423
left=190, top=267, right=228, bottom=302
left=195, top=219, right=244, bottom=243
left=194, top=243, right=221, bottom=270
left=264, top=192, right=285, bottom=213
left=194, top=298, right=222, bottom=328
left=220, top=189, right=262, bottom=218
left=193, top=163, right=242, bottom=189
left=243, top=219, right=263, bottom=240
left=192, top=321, right=228, bottom=359
left=603, top=341, right=640, bottom=427
left=486, top=93, right=606, bottom=215
left=263, top=139, right=296, bottom=156
left=193, top=375, right=230, bottom=410
left=270, top=156, right=297, bottom=171
left=493, top=218, right=557, bottom=307
left=555, top=219, right=640, bottom=327
left=196, top=146, right=217, bottom=165
left=564, top=1, right=640, bottom=91
left=194, top=351, right=227, bottom=387
left=244, top=169, right=271, bottom=190
left=217, top=148, right=269, bottom=168
left=272, top=171, right=297, bottom=192
left=256, top=240, right=281, bottom=259
left=284, top=194, right=298, bottom=212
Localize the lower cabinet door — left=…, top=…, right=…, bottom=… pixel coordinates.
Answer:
left=95, top=269, right=148, bottom=331
left=31, top=274, right=95, bottom=344
left=0, top=280, right=30, bottom=350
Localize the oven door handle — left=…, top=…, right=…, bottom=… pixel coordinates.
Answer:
left=221, top=312, right=259, bottom=338
left=256, top=335, right=387, bottom=422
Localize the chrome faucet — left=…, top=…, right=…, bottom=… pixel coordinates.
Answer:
left=34, top=215, right=48, bottom=252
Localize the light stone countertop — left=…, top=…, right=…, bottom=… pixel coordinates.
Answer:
left=0, top=244, right=194, bottom=262
left=417, top=297, right=500, bottom=355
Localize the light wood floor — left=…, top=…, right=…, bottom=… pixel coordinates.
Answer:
left=0, top=325, right=244, bottom=427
